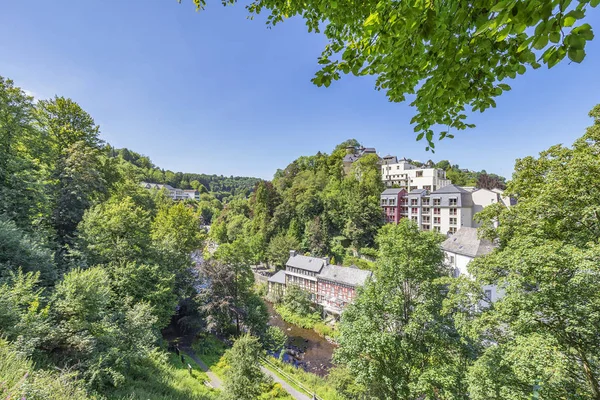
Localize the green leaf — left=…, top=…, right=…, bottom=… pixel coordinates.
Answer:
left=498, top=83, right=511, bottom=91
left=517, top=64, right=527, bottom=74
left=549, top=31, right=561, bottom=43
left=563, top=16, right=576, bottom=27
left=416, top=132, right=425, bottom=141
left=533, top=35, right=549, bottom=50
left=568, top=48, right=585, bottom=63
left=490, top=0, right=511, bottom=13
left=364, top=12, right=379, bottom=27
left=591, top=0, right=600, bottom=7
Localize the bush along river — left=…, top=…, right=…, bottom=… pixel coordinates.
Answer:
left=265, top=302, right=336, bottom=376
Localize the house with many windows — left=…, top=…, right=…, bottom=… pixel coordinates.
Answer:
left=140, top=182, right=199, bottom=201
left=267, top=251, right=372, bottom=314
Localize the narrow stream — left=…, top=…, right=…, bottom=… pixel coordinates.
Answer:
left=265, top=302, right=336, bottom=376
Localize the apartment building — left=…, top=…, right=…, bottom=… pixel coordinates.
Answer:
left=441, top=227, right=504, bottom=304
left=381, top=158, right=451, bottom=191
left=140, top=182, right=199, bottom=201
left=382, top=184, right=510, bottom=234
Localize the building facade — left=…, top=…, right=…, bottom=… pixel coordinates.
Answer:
left=441, top=227, right=504, bottom=304
left=380, top=188, right=408, bottom=224
left=381, top=158, right=451, bottom=191
left=140, top=182, right=196, bottom=201
left=381, top=184, right=510, bottom=235
left=342, top=146, right=379, bottom=175
left=268, top=251, right=372, bottom=314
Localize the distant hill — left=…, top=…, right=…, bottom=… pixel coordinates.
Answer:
left=106, top=146, right=261, bottom=201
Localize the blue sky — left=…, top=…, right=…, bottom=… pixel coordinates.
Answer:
left=1, top=1, right=599, bottom=180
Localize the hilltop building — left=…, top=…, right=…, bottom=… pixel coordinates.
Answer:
left=381, top=157, right=451, bottom=191
left=342, top=146, right=379, bottom=175
left=268, top=251, right=372, bottom=315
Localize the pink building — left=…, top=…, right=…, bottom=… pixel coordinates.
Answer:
left=380, top=188, right=408, bottom=224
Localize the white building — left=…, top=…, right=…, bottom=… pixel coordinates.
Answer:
left=392, top=185, right=510, bottom=234
left=381, top=158, right=451, bottom=191
left=441, top=227, right=504, bottom=303
left=140, top=182, right=189, bottom=200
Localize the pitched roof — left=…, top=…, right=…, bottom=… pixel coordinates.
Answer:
left=432, top=184, right=468, bottom=194
left=317, top=264, right=372, bottom=287
left=441, top=227, right=496, bottom=258
left=381, top=188, right=405, bottom=195
left=408, top=189, right=428, bottom=195
left=267, top=270, right=286, bottom=284
left=286, top=254, right=325, bottom=273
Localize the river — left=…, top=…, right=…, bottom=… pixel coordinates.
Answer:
left=265, top=302, right=336, bottom=377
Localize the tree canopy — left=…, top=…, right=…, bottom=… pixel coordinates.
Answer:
left=187, top=0, right=597, bottom=149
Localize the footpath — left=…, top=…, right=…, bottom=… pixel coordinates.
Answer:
left=180, top=346, right=222, bottom=390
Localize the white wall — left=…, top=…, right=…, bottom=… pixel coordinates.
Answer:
left=444, top=250, right=504, bottom=304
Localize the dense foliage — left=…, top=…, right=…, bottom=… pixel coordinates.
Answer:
left=0, top=75, right=213, bottom=399
left=210, top=140, right=385, bottom=265
left=335, top=220, right=472, bottom=399
left=188, top=0, right=597, bottom=148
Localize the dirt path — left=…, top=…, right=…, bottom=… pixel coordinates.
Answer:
left=261, top=366, right=313, bottom=400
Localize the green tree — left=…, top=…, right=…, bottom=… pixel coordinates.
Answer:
left=465, top=105, right=600, bottom=399
left=281, top=284, right=313, bottom=317
left=78, top=196, right=152, bottom=265
left=266, top=233, right=300, bottom=269
left=222, top=334, right=267, bottom=400
left=189, top=0, right=597, bottom=147
left=335, top=220, right=471, bottom=399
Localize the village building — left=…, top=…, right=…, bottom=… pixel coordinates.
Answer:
left=267, top=250, right=372, bottom=314
left=441, top=227, right=504, bottom=304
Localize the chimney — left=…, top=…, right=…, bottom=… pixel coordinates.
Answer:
left=322, top=257, right=329, bottom=266
left=289, top=250, right=296, bottom=258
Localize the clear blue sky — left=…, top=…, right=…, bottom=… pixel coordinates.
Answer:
left=1, top=1, right=599, bottom=180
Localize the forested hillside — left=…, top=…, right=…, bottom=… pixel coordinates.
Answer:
left=106, top=147, right=260, bottom=201
left=209, top=139, right=384, bottom=269
left=0, top=75, right=216, bottom=399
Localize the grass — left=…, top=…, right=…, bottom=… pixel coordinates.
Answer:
left=191, top=334, right=293, bottom=399
left=109, top=350, right=218, bottom=400
left=261, top=356, right=344, bottom=400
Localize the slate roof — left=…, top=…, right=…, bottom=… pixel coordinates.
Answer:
left=432, top=184, right=469, bottom=194
left=381, top=188, right=405, bottom=195
left=317, top=264, right=372, bottom=287
left=408, top=189, right=428, bottom=195
left=441, top=227, right=496, bottom=258
left=268, top=270, right=286, bottom=284
left=286, top=254, right=326, bottom=273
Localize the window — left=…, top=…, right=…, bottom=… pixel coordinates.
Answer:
left=449, top=255, right=455, bottom=264
left=449, top=218, right=457, bottom=225
left=484, top=289, right=492, bottom=300
left=449, top=198, right=457, bottom=206
left=433, top=208, right=441, bottom=215
left=422, top=224, right=430, bottom=230
left=433, top=198, right=441, bottom=205
left=434, top=217, right=441, bottom=224
left=422, top=207, right=430, bottom=215
left=433, top=226, right=441, bottom=232
left=410, top=186, right=417, bottom=191
left=416, top=171, right=423, bottom=177
left=449, top=208, right=457, bottom=215
left=412, top=208, right=418, bottom=214
left=449, top=227, right=457, bottom=234
left=422, top=216, right=430, bottom=223
left=396, top=165, right=400, bottom=169
left=411, top=216, right=418, bottom=222
left=422, top=198, right=430, bottom=205
left=411, top=198, right=418, bottom=205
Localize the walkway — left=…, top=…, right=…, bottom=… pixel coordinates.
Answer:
left=261, top=366, right=312, bottom=400
left=180, top=347, right=222, bottom=390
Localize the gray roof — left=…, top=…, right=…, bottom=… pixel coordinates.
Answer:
left=441, top=227, right=496, bottom=258
left=268, top=270, right=286, bottom=284
left=317, top=264, right=372, bottom=287
left=381, top=188, right=405, bottom=195
left=432, top=184, right=468, bottom=194
left=286, top=254, right=325, bottom=273
left=343, top=154, right=360, bottom=163
left=408, top=189, right=428, bottom=196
